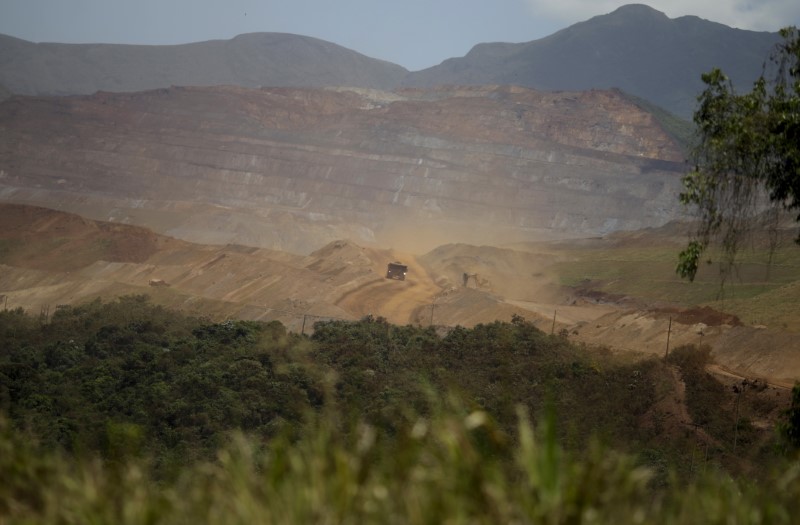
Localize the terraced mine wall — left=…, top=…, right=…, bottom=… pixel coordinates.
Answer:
left=0, top=85, right=687, bottom=253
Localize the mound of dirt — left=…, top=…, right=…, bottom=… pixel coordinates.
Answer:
left=651, top=306, right=743, bottom=327
left=0, top=206, right=447, bottom=328
left=0, top=203, right=181, bottom=271
left=419, top=243, right=565, bottom=303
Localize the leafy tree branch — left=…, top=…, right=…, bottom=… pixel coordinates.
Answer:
left=678, top=27, right=799, bottom=281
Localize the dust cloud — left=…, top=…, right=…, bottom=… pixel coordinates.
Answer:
left=374, top=215, right=560, bottom=255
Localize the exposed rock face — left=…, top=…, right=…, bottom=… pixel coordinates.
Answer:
left=0, top=84, right=686, bottom=253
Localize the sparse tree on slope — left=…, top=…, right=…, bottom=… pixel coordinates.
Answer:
left=678, top=27, right=800, bottom=281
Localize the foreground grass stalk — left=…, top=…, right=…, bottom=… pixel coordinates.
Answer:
left=3, top=407, right=800, bottom=524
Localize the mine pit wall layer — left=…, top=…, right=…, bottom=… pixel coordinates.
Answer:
left=0, top=85, right=687, bottom=253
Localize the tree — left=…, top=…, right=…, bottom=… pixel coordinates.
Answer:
left=677, top=27, right=800, bottom=281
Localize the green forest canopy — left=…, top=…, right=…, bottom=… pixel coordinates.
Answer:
left=1, top=296, right=800, bottom=523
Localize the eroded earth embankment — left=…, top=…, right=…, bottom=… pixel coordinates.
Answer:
left=2, top=203, right=798, bottom=387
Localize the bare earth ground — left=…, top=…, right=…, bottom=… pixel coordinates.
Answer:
left=1, top=204, right=798, bottom=391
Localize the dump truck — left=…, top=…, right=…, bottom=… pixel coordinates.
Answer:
left=386, top=262, right=408, bottom=281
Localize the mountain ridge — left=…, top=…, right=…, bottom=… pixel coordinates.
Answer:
left=0, top=4, right=783, bottom=117
left=404, top=4, right=780, bottom=118
left=0, top=31, right=408, bottom=96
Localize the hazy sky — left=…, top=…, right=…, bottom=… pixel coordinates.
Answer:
left=1, top=1, right=798, bottom=71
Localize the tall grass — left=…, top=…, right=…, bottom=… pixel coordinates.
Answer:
left=3, top=403, right=799, bottom=524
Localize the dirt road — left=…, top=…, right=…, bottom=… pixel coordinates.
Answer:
left=334, top=252, right=442, bottom=325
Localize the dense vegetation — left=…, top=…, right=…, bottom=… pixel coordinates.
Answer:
left=1, top=296, right=798, bottom=523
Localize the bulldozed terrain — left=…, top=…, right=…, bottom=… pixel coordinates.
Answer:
left=2, top=203, right=798, bottom=389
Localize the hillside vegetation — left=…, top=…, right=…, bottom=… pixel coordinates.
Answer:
left=548, top=229, right=800, bottom=331
left=1, top=296, right=798, bottom=522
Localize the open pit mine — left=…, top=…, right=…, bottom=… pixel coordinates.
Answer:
left=0, top=84, right=686, bottom=254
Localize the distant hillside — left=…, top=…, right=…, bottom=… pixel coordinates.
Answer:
left=0, top=4, right=783, bottom=119
left=403, top=4, right=781, bottom=118
left=0, top=5, right=779, bottom=118
left=0, top=32, right=408, bottom=96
